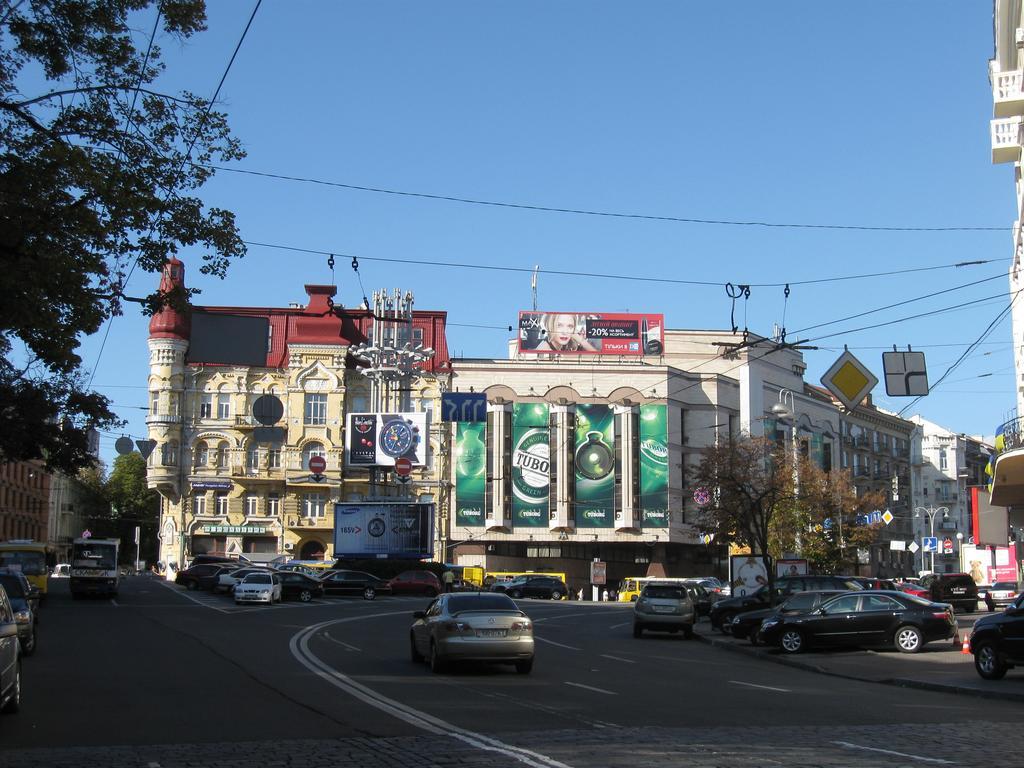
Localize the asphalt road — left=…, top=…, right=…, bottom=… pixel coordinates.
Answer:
left=1, top=575, right=1020, bottom=768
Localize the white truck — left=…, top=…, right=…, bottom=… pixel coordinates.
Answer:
left=69, top=538, right=120, bottom=598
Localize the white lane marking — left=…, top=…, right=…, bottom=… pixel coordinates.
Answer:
left=833, top=741, right=953, bottom=765
left=147, top=763, right=161, bottom=768
left=290, top=616, right=572, bottom=768
left=728, top=680, right=790, bottom=693
left=155, top=580, right=230, bottom=614
left=323, top=631, right=361, bottom=651
left=599, top=654, right=635, bottom=664
left=609, top=622, right=631, bottom=629
left=564, top=681, right=617, bottom=696
left=110, top=599, right=119, bottom=607
left=533, top=610, right=623, bottom=623
left=533, top=636, right=581, bottom=651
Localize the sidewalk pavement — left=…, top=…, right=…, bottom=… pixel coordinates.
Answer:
left=693, top=617, right=1024, bottom=703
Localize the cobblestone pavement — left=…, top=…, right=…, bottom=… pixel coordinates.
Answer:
left=0, top=724, right=996, bottom=768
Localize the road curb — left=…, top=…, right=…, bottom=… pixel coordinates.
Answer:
left=694, top=631, right=1021, bottom=702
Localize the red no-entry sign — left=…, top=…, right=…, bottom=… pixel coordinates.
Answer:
left=394, top=456, right=412, bottom=478
left=308, top=455, right=327, bottom=475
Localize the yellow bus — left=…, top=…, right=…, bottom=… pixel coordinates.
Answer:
left=0, top=540, right=50, bottom=596
left=618, top=576, right=693, bottom=602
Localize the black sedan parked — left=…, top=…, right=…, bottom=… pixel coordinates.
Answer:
left=175, top=563, right=240, bottom=591
left=320, top=570, right=391, bottom=600
left=969, top=593, right=1024, bottom=679
left=278, top=572, right=325, bottom=602
left=758, top=590, right=956, bottom=654
left=731, top=590, right=845, bottom=645
left=491, top=576, right=568, bottom=600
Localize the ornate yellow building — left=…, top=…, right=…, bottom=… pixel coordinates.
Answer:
left=145, top=259, right=450, bottom=567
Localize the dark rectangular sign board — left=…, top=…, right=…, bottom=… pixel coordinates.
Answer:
left=186, top=312, right=269, bottom=367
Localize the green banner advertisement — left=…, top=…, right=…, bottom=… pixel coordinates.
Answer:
left=512, top=403, right=550, bottom=527
left=574, top=403, right=615, bottom=527
left=639, top=404, right=669, bottom=527
left=455, top=422, right=486, bottom=527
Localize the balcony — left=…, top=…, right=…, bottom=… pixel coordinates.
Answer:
left=145, top=412, right=182, bottom=426
left=994, top=70, right=1024, bottom=117
left=991, top=416, right=1024, bottom=505
left=991, top=116, right=1023, bottom=163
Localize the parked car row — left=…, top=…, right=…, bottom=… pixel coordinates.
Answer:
left=0, top=569, right=43, bottom=715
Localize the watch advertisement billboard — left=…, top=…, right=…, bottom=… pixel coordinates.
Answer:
left=512, top=403, right=550, bottom=527
left=454, top=422, right=487, bottom=527
left=639, top=403, right=669, bottom=527
left=333, top=502, right=434, bottom=559
left=574, top=403, right=615, bottom=527
left=345, top=412, right=429, bottom=467
left=518, top=311, right=664, bottom=356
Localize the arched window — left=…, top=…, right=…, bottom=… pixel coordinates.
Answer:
left=195, top=441, right=209, bottom=467
left=302, top=442, right=325, bottom=470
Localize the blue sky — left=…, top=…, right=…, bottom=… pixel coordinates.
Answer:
left=82, top=1, right=1016, bottom=465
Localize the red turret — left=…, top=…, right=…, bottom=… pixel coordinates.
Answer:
left=148, top=258, right=191, bottom=340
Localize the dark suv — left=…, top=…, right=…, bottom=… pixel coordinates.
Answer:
left=970, top=593, right=1024, bottom=679
left=921, top=573, right=978, bottom=613
left=709, top=575, right=863, bottom=634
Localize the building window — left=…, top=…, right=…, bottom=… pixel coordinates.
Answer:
left=247, top=448, right=260, bottom=472
left=305, top=394, right=327, bottom=425
left=161, top=441, right=178, bottom=466
left=217, top=441, right=229, bottom=468
left=200, top=393, right=213, bottom=419
left=217, top=393, right=231, bottom=420
left=302, top=442, right=325, bottom=470
left=304, top=493, right=326, bottom=518
left=194, top=495, right=207, bottom=516
left=215, top=492, right=229, bottom=515
left=349, top=394, right=368, bottom=413
left=150, top=392, right=159, bottom=414
left=245, top=494, right=258, bottom=516
left=195, top=442, right=209, bottom=467
left=268, top=448, right=282, bottom=469
left=939, top=448, right=948, bottom=472
left=267, top=494, right=280, bottom=516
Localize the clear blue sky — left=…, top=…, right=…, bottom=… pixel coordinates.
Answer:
left=83, top=1, right=1016, bottom=466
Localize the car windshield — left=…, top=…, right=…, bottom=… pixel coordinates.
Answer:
left=643, top=586, right=685, bottom=600
left=0, top=575, right=26, bottom=598
left=993, top=582, right=1018, bottom=590
left=780, top=593, right=819, bottom=611
left=244, top=574, right=271, bottom=584
left=449, top=595, right=519, bottom=613
left=900, top=593, right=935, bottom=607
left=0, top=550, right=46, bottom=576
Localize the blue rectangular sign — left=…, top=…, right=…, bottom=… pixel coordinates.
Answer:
left=441, top=393, right=487, bottom=423
left=922, top=536, right=938, bottom=553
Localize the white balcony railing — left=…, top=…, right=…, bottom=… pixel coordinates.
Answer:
left=994, top=70, right=1024, bottom=118
left=991, top=116, right=1023, bottom=163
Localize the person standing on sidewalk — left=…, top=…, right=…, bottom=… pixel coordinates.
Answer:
left=443, top=569, right=455, bottom=593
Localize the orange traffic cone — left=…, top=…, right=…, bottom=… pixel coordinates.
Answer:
left=961, top=635, right=971, bottom=655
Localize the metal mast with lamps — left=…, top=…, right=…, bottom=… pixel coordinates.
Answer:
left=771, top=389, right=801, bottom=549
left=915, top=505, right=949, bottom=573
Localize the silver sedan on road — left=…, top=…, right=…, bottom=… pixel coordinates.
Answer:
left=410, top=593, right=535, bottom=674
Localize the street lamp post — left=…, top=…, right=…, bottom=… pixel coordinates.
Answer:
left=915, top=505, right=949, bottom=574
left=772, top=389, right=800, bottom=551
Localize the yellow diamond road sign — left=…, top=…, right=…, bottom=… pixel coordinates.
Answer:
left=882, top=510, right=894, bottom=526
left=821, top=350, right=878, bottom=410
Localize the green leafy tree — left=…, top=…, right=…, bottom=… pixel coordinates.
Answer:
left=104, top=452, right=159, bottom=563
left=693, top=436, right=796, bottom=597
left=0, top=1, right=244, bottom=473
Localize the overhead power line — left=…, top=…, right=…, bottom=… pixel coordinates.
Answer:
left=244, top=240, right=999, bottom=289
left=210, top=164, right=1010, bottom=233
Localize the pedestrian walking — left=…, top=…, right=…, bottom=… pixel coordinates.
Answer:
left=443, top=569, right=455, bottom=593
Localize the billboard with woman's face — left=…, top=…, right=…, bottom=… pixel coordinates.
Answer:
left=518, top=311, right=664, bottom=356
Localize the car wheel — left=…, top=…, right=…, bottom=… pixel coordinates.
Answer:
left=515, top=658, right=534, bottom=674
left=633, top=623, right=643, bottom=638
left=683, top=625, right=694, bottom=640
left=186, top=580, right=197, bottom=591
left=779, top=629, right=805, bottom=654
left=429, top=641, right=446, bottom=673
left=363, top=587, right=376, bottom=601
left=551, top=590, right=563, bottom=601
left=1, top=663, right=20, bottom=714
left=975, top=641, right=1008, bottom=680
left=749, top=633, right=759, bottom=647
left=895, top=625, right=924, bottom=654
left=719, top=613, right=736, bottom=635
left=299, top=589, right=313, bottom=603
left=510, top=590, right=523, bottom=599
left=410, top=633, right=423, bottom=662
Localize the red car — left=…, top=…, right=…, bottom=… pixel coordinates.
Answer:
left=899, top=583, right=929, bottom=598
left=388, top=570, right=442, bottom=596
